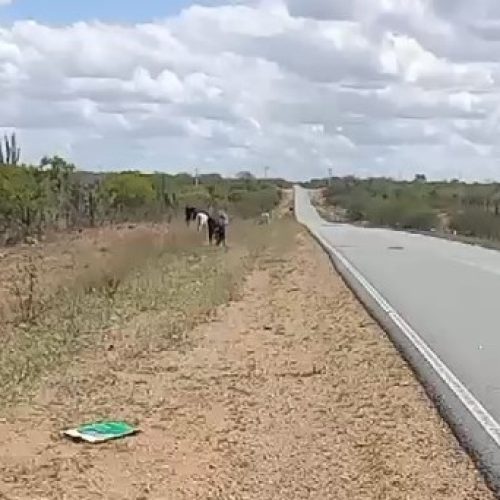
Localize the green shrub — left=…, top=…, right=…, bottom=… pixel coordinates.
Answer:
left=449, top=209, right=500, bottom=239
left=0, top=140, right=283, bottom=245
left=230, top=188, right=281, bottom=218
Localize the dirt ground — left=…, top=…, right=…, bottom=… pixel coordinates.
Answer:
left=0, top=226, right=495, bottom=499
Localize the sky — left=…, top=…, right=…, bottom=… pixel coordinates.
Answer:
left=0, top=0, right=206, bottom=24
left=2, top=0, right=500, bottom=180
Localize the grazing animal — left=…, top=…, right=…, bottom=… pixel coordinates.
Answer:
left=214, top=221, right=226, bottom=247
left=185, top=206, right=197, bottom=226
left=218, top=209, right=229, bottom=227
left=207, top=215, right=226, bottom=247
left=259, top=212, right=271, bottom=225
left=196, top=211, right=209, bottom=232
left=185, top=206, right=209, bottom=228
left=207, top=216, right=217, bottom=245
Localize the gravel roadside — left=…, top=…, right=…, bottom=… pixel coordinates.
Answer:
left=0, top=227, right=494, bottom=499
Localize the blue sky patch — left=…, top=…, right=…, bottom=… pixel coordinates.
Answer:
left=0, top=0, right=207, bottom=24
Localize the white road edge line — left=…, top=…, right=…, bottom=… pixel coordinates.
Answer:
left=306, top=209, right=500, bottom=446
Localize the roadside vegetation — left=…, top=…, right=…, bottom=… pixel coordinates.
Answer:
left=307, top=175, right=500, bottom=242
left=0, top=219, right=297, bottom=405
left=0, top=132, right=289, bottom=245
left=0, top=130, right=291, bottom=405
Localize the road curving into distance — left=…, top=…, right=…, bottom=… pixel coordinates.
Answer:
left=294, top=185, right=500, bottom=493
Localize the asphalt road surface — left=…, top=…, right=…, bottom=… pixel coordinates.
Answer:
left=295, top=186, right=500, bottom=426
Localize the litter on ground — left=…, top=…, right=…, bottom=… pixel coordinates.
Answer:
left=62, top=421, right=139, bottom=443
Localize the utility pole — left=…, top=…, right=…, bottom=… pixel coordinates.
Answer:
left=264, top=166, right=270, bottom=179
left=194, top=167, right=199, bottom=186
left=327, top=167, right=333, bottom=186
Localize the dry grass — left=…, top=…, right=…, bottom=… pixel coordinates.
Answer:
left=0, top=223, right=171, bottom=322
left=0, top=216, right=296, bottom=406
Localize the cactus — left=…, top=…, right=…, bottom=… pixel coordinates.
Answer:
left=0, top=132, right=21, bottom=165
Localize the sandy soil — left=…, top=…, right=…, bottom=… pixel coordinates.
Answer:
left=0, top=227, right=494, bottom=499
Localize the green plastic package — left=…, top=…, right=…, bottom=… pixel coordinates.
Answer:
left=62, top=420, right=139, bottom=443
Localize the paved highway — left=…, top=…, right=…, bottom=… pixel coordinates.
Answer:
left=295, top=186, right=500, bottom=427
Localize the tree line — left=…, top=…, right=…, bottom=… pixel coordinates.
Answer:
left=309, top=175, right=500, bottom=241
left=0, top=133, right=286, bottom=245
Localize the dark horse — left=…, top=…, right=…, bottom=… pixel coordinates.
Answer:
left=186, top=205, right=226, bottom=247
left=207, top=216, right=226, bottom=247
left=185, top=206, right=197, bottom=226
left=185, top=206, right=209, bottom=226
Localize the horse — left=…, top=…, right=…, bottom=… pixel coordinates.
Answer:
left=185, top=206, right=209, bottom=228
left=207, top=216, right=226, bottom=247
left=185, top=206, right=197, bottom=226
left=196, top=211, right=209, bottom=232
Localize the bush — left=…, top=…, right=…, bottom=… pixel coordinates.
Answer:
left=400, top=209, right=437, bottom=231
left=449, top=209, right=500, bottom=239
left=230, top=188, right=281, bottom=218
left=177, top=189, right=212, bottom=208
left=102, top=172, right=156, bottom=216
left=0, top=137, right=283, bottom=245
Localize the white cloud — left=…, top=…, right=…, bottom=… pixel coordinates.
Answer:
left=2, top=0, right=500, bottom=179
